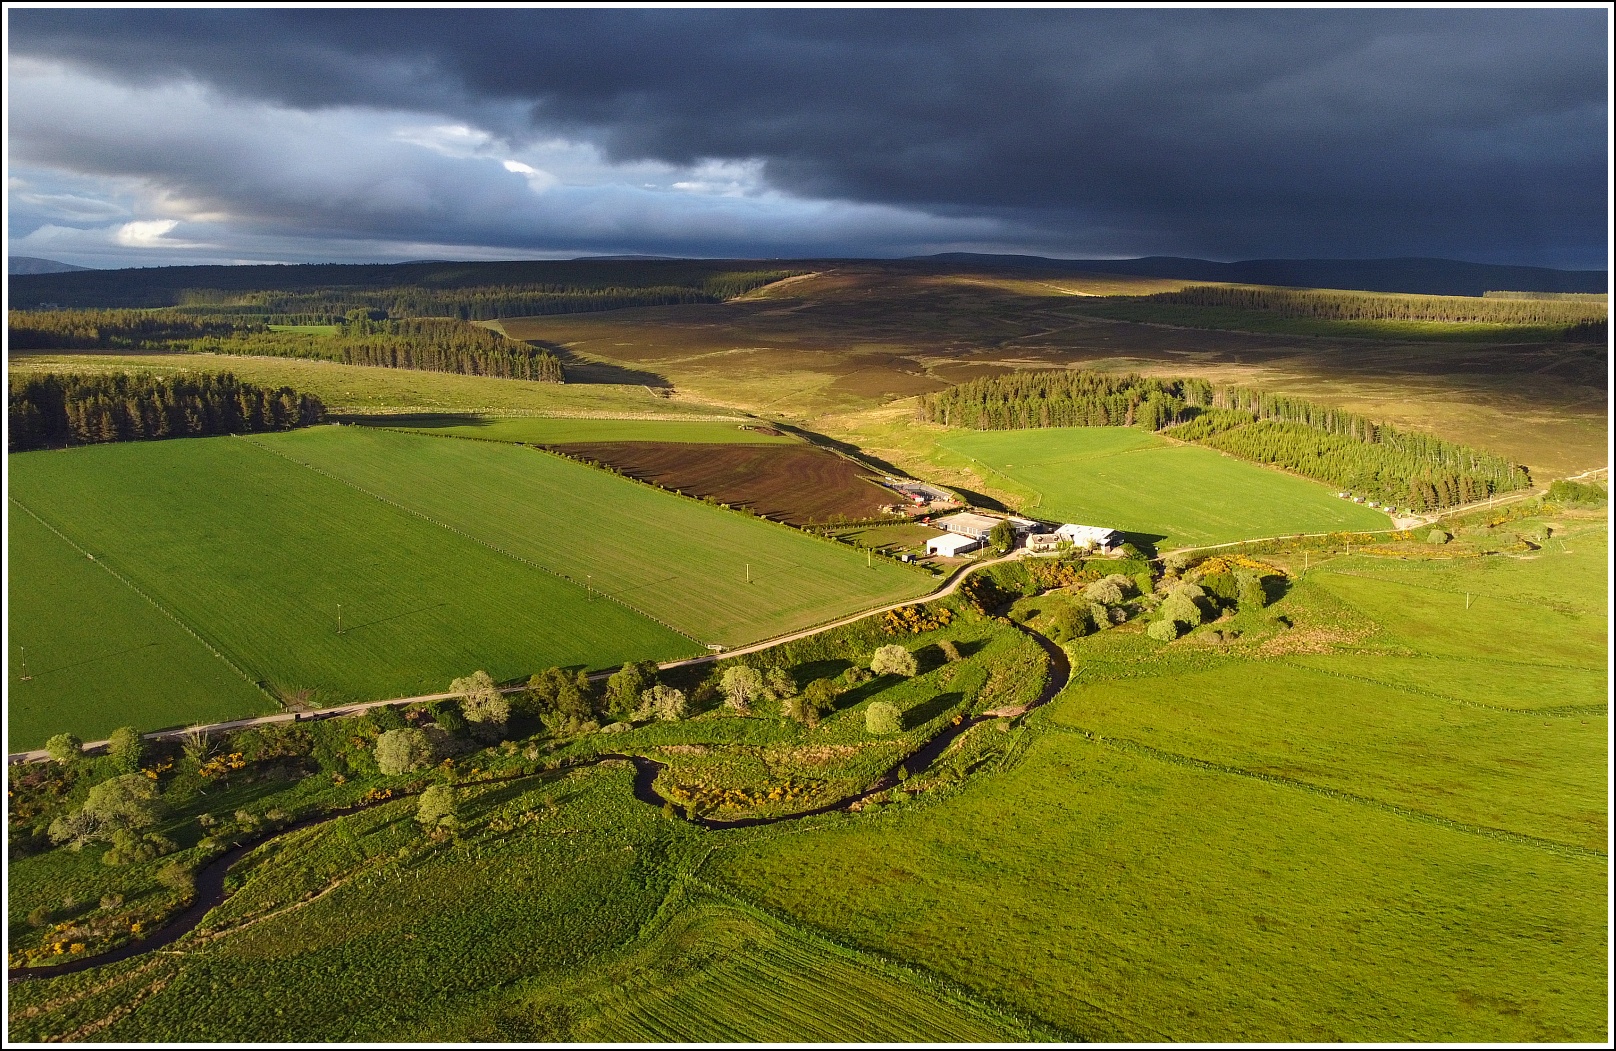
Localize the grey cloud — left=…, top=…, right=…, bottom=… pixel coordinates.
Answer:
left=9, top=9, right=1608, bottom=265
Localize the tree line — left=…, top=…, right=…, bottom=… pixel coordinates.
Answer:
left=9, top=372, right=326, bottom=451
left=919, top=369, right=1529, bottom=510
left=1141, top=285, right=1607, bottom=327
left=918, top=370, right=1214, bottom=430
left=1167, top=414, right=1524, bottom=510
left=193, top=315, right=567, bottom=382
left=8, top=310, right=256, bottom=350
left=8, top=310, right=566, bottom=383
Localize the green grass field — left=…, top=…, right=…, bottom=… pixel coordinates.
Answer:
left=270, top=426, right=930, bottom=645
left=7, top=426, right=929, bottom=744
left=938, top=426, right=1391, bottom=546
left=711, top=528, right=1608, bottom=1041
left=350, top=413, right=789, bottom=445
left=265, top=325, right=339, bottom=335
left=6, top=507, right=276, bottom=749
left=8, top=438, right=695, bottom=744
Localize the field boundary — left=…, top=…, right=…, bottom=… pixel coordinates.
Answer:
left=1047, top=724, right=1606, bottom=861
left=230, top=435, right=705, bottom=647
left=7, top=497, right=279, bottom=709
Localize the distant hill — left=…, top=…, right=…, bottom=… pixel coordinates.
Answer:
left=919, top=254, right=1608, bottom=298
left=8, top=256, right=92, bottom=275
left=7, top=258, right=800, bottom=310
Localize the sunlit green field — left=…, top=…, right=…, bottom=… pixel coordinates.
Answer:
left=270, top=426, right=930, bottom=645
left=6, top=506, right=275, bottom=750
left=939, top=426, right=1391, bottom=546
left=9, top=437, right=693, bottom=742
left=7, top=425, right=930, bottom=744
left=712, top=523, right=1608, bottom=1041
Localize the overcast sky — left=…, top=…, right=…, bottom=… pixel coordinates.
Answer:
left=7, top=8, right=1609, bottom=269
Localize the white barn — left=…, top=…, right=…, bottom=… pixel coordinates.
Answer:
left=1054, top=523, right=1122, bottom=553
left=926, top=533, right=981, bottom=557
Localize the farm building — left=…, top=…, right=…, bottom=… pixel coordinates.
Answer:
left=886, top=478, right=958, bottom=506
left=1054, top=523, right=1122, bottom=553
left=932, top=511, right=1004, bottom=541
left=926, top=533, right=981, bottom=557
left=1024, top=532, right=1064, bottom=554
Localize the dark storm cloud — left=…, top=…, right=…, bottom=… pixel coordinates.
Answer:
left=9, top=8, right=1608, bottom=265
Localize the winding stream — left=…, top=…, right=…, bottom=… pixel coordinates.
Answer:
left=10, top=622, right=1070, bottom=982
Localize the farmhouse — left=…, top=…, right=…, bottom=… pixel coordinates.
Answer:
left=1055, top=523, right=1122, bottom=553
left=926, top=533, right=981, bottom=557
left=1024, top=532, right=1063, bottom=554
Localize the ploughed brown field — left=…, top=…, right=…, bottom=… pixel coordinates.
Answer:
left=556, top=441, right=892, bottom=525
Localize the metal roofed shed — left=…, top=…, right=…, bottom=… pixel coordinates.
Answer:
left=926, top=533, right=982, bottom=557
left=932, top=511, right=1003, bottom=540
left=1054, top=523, right=1122, bottom=552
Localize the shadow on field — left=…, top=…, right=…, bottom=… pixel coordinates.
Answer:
left=792, top=658, right=853, bottom=684
left=950, top=486, right=1009, bottom=512
left=769, top=422, right=908, bottom=477
left=531, top=340, right=672, bottom=388
left=1117, top=531, right=1165, bottom=558
left=338, top=412, right=484, bottom=429
left=905, top=691, right=963, bottom=729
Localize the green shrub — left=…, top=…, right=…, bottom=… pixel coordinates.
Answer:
left=938, top=639, right=961, bottom=662
left=1547, top=479, right=1607, bottom=507
left=1048, top=603, right=1093, bottom=642
left=721, top=665, right=765, bottom=714
left=428, top=702, right=467, bottom=734
left=156, top=860, right=196, bottom=897
left=375, top=728, right=434, bottom=775
left=1083, top=579, right=1125, bottom=606
left=1235, top=570, right=1269, bottom=609
left=1197, top=570, right=1239, bottom=607
left=1426, top=529, right=1450, bottom=545
left=368, top=705, right=406, bottom=732
left=800, top=679, right=839, bottom=728
left=416, top=785, right=458, bottom=830
left=1147, top=618, right=1182, bottom=642
left=865, top=701, right=902, bottom=735
left=870, top=644, right=918, bottom=677
left=642, top=683, right=688, bottom=721
left=107, top=726, right=144, bottom=771
left=45, top=732, right=82, bottom=763
left=452, top=671, right=510, bottom=726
